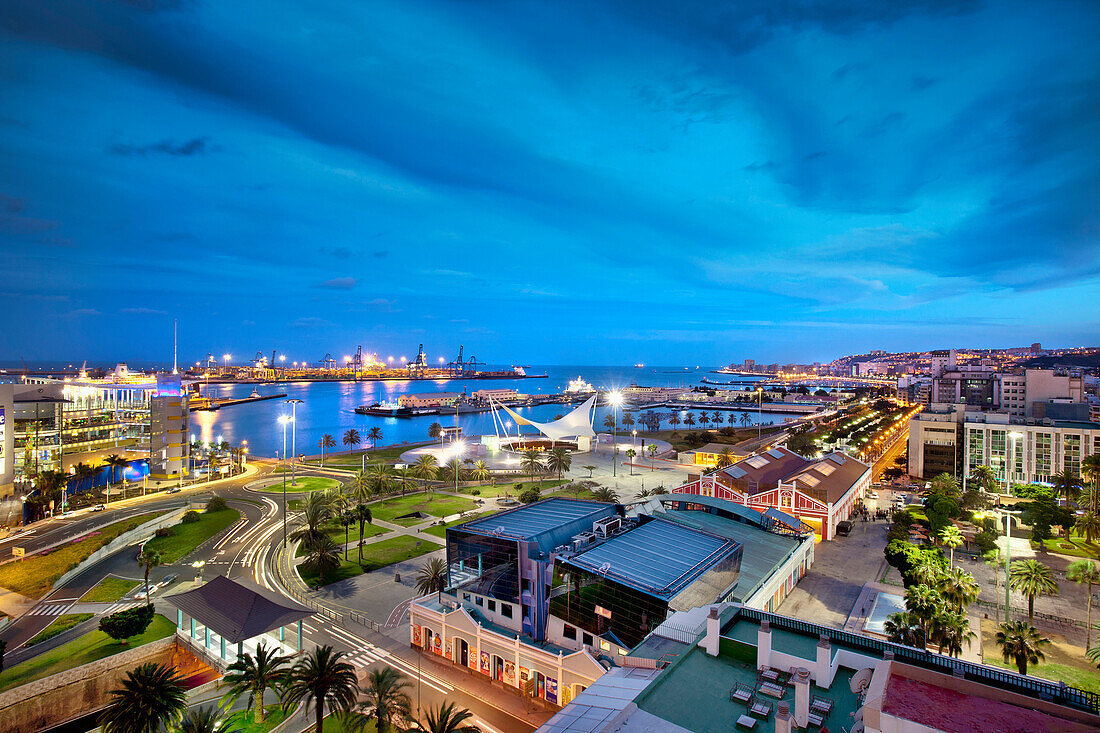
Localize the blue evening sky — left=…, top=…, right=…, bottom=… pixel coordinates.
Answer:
left=1, top=1, right=1098, bottom=366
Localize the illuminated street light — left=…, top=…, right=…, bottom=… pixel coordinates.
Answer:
left=278, top=415, right=291, bottom=546
left=608, top=391, right=623, bottom=477
left=279, top=354, right=286, bottom=362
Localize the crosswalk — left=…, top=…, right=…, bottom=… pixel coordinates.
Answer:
left=345, top=645, right=388, bottom=668
left=102, top=601, right=143, bottom=615
left=29, top=603, right=73, bottom=616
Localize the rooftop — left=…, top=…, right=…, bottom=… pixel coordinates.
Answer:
left=165, top=575, right=313, bottom=643
left=718, top=446, right=870, bottom=504
left=457, top=498, right=616, bottom=555
left=562, top=517, right=739, bottom=600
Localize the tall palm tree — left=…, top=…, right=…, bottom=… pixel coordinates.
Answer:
left=282, top=645, right=360, bottom=733
left=303, top=537, right=342, bottom=585
left=368, top=464, right=394, bottom=503
left=338, top=510, right=355, bottom=560
left=415, top=557, right=448, bottom=601
left=904, top=584, right=943, bottom=648
left=104, top=454, right=129, bottom=499
left=591, top=486, right=619, bottom=503
left=712, top=411, right=723, bottom=425
left=412, top=701, right=482, bottom=733
left=648, top=443, right=658, bottom=468
left=716, top=447, right=736, bottom=469
left=883, top=611, right=924, bottom=648
left=739, top=412, right=752, bottom=427
left=546, top=447, right=571, bottom=481
left=319, top=434, right=336, bottom=467
left=73, top=461, right=96, bottom=498
left=1009, top=559, right=1059, bottom=623
left=602, top=414, right=616, bottom=433
left=100, top=662, right=188, bottom=733
left=699, top=413, right=711, bottom=428
left=624, top=448, right=636, bottom=475
left=1051, top=469, right=1083, bottom=505
left=683, top=413, right=696, bottom=427
left=367, top=427, right=383, bottom=450
left=621, top=413, right=635, bottom=429
left=520, top=449, right=544, bottom=487
left=996, top=621, right=1050, bottom=675
left=411, top=454, right=439, bottom=491
left=342, top=429, right=361, bottom=455
left=138, top=548, right=161, bottom=602
left=470, top=460, right=491, bottom=485
left=177, top=706, right=223, bottom=733
left=1066, top=559, right=1100, bottom=649
left=937, top=567, right=979, bottom=611
left=1076, top=510, right=1100, bottom=544
left=1083, top=453, right=1100, bottom=495
left=909, top=558, right=945, bottom=588
left=968, top=465, right=998, bottom=495
left=222, top=643, right=292, bottom=723
left=939, top=525, right=964, bottom=568
left=984, top=549, right=1004, bottom=624
left=350, top=667, right=412, bottom=733
left=428, top=422, right=443, bottom=445
left=354, top=504, right=373, bottom=565
left=293, top=494, right=333, bottom=549
left=929, top=609, right=975, bottom=657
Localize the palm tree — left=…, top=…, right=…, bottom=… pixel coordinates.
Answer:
left=470, top=460, right=491, bottom=485
left=909, top=558, right=945, bottom=588
left=1051, top=469, right=1083, bottom=505
left=342, top=429, right=361, bottom=454
left=716, top=447, right=736, bottom=469
left=583, top=465, right=597, bottom=478
left=591, top=486, right=619, bottom=503
left=100, top=662, right=188, bottom=733
left=411, top=454, right=439, bottom=490
left=1010, top=559, right=1059, bottom=623
left=546, top=447, right=571, bottom=480
left=1086, top=645, right=1100, bottom=668
left=222, top=643, right=292, bottom=723
left=350, top=667, right=412, bottom=733
left=320, top=434, right=336, bottom=467
left=520, top=449, right=544, bottom=486
left=177, top=706, right=223, bottom=733
left=984, top=548, right=1004, bottom=624
left=293, top=494, right=333, bottom=549
left=428, top=422, right=443, bottom=444
left=739, top=412, right=752, bottom=428
left=105, top=454, right=128, bottom=499
left=1083, top=453, right=1100, bottom=494
left=648, top=443, right=658, bottom=468
left=367, top=427, right=383, bottom=450
left=412, top=701, right=482, bottom=733
left=1076, top=511, right=1100, bottom=544
left=937, top=567, right=979, bottom=611
left=602, top=414, right=616, bottom=433
left=368, top=464, right=394, bottom=503
left=683, top=413, right=696, bottom=427
left=1066, top=560, right=1100, bottom=649
left=282, top=645, right=360, bottom=733
left=338, top=510, right=355, bottom=560
left=354, top=504, right=373, bottom=565
left=699, top=413, right=711, bottom=428
left=939, top=525, right=964, bottom=568
left=968, top=465, right=998, bottom=495
left=883, top=611, right=925, bottom=648
left=996, top=621, right=1050, bottom=675
left=712, top=411, right=723, bottom=426
left=138, top=548, right=161, bottom=602
left=415, top=557, right=448, bottom=601
left=624, top=448, right=636, bottom=475
left=207, top=451, right=222, bottom=479
left=904, top=584, right=943, bottom=648
left=929, top=609, right=975, bottom=657
left=622, top=413, right=635, bottom=430
left=303, top=537, right=342, bottom=585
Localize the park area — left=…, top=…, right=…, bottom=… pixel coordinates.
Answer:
left=0, top=511, right=169, bottom=598
left=980, top=619, right=1100, bottom=694
left=0, top=613, right=175, bottom=692
left=300, top=535, right=438, bottom=585
left=142, top=507, right=241, bottom=563
left=369, top=492, right=478, bottom=525
left=257, top=476, right=340, bottom=494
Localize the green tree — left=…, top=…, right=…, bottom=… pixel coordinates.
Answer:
left=1009, top=559, right=1059, bottom=623
left=338, top=510, right=355, bottom=561
left=100, top=662, right=187, bottom=733
left=1076, top=511, right=1100, bottom=544
left=520, top=449, right=544, bottom=486
left=411, top=455, right=439, bottom=494
left=367, top=464, right=394, bottom=503
left=366, top=427, right=383, bottom=450
left=984, top=549, right=1004, bottom=624
left=470, top=460, right=491, bottom=485
left=1066, top=560, right=1100, bottom=649
left=546, top=447, right=572, bottom=480
left=883, top=611, right=924, bottom=648
left=518, top=486, right=541, bottom=504
left=996, top=621, right=1050, bottom=675
left=222, top=643, right=292, bottom=723
left=937, top=567, right=979, bottom=611
left=105, top=454, right=129, bottom=500
left=428, top=422, right=443, bottom=443
left=354, top=504, right=373, bottom=566
left=293, top=493, right=334, bottom=550
left=282, top=645, right=360, bottom=733
left=415, top=557, right=448, bottom=601
left=929, top=608, right=975, bottom=657
left=349, top=667, right=412, bottom=733
left=342, top=429, right=361, bottom=454
left=583, top=465, right=597, bottom=478
left=624, top=448, right=636, bottom=475
left=1051, top=469, right=1083, bottom=505
left=739, top=412, right=751, bottom=427
left=591, top=486, right=619, bottom=503
left=177, top=706, right=223, bottom=733
left=138, top=548, right=161, bottom=602
left=99, top=604, right=155, bottom=643
left=968, top=464, right=998, bottom=494
left=939, top=525, right=964, bottom=568
left=716, top=446, right=736, bottom=469
left=319, top=434, right=336, bottom=467
left=683, top=413, right=696, bottom=427
left=412, top=701, right=482, bottom=733
left=927, top=473, right=961, bottom=498
left=303, top=537, right=342, bottom=585
left=903, top=584, right=944, bottom=649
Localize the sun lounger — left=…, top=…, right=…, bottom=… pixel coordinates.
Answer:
left=758, top=681, right=784, bottom=698
left=731, top=685, right=753, bottom=702
left=750, top=700, right=772, bottom=718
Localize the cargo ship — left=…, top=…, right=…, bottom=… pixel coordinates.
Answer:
left=355, top=402, right=439, bottom=417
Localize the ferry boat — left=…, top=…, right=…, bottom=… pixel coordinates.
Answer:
left=634, top=363, right=645, bottom=368
left=565, top=376, right=596, bottom=393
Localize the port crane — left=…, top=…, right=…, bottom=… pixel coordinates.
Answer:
left=409, top=344, right=428, bottom=377
left=446, top=345, right=483, bottom=376
left=320, top=353, right=336, bottom=370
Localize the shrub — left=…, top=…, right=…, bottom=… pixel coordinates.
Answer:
left=205, top=496, right=228, bottom=512
left=181, top=510, right=201, bottom=524
left=518, top=488, right=541, bottom=504
left=99, top=603, right=155, bottom=643
left=973, top=529, right=998, bottom=554
left=470, top=489, right=481, bottom=496
left=154, top=527, right=176, bottom=538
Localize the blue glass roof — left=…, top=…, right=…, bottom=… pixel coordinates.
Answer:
left=564, top=518, right=740, bottom=600
left=457, top=498, right=617, bottom=555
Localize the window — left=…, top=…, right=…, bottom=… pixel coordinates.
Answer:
left=462, top=593, right=471, bottom=601
left=582, top=633, right=594, bottom=646
left=500, top=604, right=513, bottom=619
left=487, top=600, right=496, bottom=612
left=562, top=625, right=577, bottom=640
left=475, top=596, right=484, bottom=607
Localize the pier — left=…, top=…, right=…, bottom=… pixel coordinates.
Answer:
left=189, top=392, right=288, bottom=412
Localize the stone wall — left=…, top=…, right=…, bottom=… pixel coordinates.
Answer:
left=0, top=637, right=214, bottom=733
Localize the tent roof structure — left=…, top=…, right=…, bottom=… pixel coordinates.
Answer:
left=494, top=394, right=596, bottom=440
left=164, top=575, right=313, bottom=643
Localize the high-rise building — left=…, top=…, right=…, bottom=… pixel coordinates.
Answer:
left=149, top=375, right=189, bottom=480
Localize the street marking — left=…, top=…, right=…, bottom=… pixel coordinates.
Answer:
left=102, top=601, right=142, bottom=615
left=31, top=603, right=73, bottom=616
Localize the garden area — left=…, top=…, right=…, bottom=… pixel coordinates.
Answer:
left=80, top=576, right=141, bottom=603
left=980, top=619, right=1100, bottom=694
left=257, top=476, right=340, bottom=493
left=299, top=535, right=439, bottom=585
left=0, top=510, right=169, bottom=598
left=457, top=479, right=566, bottom=499
left=141, top=504, right=241, bottom=564
left=0, top=613, right=175, bottom=692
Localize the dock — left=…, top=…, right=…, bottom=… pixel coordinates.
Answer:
left=189, top=392, right=288, bottom=412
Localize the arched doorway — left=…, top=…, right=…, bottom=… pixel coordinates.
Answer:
left=456, top=637, right=469, bottom=667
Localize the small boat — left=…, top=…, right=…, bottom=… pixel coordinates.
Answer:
left=634, top=363, right=645, bottom=368
left=356, top=402, right=411, bottom=417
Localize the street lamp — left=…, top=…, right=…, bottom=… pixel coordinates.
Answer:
left=608, top=391, right=622, bottom=478
left=757, top=387, right=764, bottom=440
left=453, top=440, right=466, bottom=492
left=279, top=415, right=291, bottom=546
left=286, top=399, right=304, bottom=487
left=992, top=507, right=1022, bottom=619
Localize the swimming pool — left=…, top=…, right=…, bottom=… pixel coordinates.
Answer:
left=863, top=591, right=905, bottom=635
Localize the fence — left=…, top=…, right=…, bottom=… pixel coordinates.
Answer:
left=973, top=599, right=1090, bottom=630
left=738, top=607, right=1099, bottom=715
left=272, top=540, right=384, bottom=633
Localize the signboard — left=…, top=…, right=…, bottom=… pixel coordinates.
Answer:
left=504, top=660, right=516, bottom=687
left=412, top=624, right=422, bottom=647
left=479, top=651, right=490, bottom=675
left=11, top=547, right=24, bottom=559
left=595, top=605, right=612, bottom=619
left=545, top=676, right=558, bottom=705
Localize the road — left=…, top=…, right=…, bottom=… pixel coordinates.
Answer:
left=0, top=462, right=541, bottom=733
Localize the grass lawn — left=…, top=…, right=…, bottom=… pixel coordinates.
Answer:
left=223, top=705, right=288, bottom=733
left=79, top=576, right=140, bottom=603
left=295, top=522, right=391, bottom=558
left=307, top=442, right=431, bottom=469
left=423, top=510, right=501, bottom=538
left=458, top=479, right=566, bottom=498
left=257, top=476, right=341, bottom=493
left=300, top=535, right=439, bottom=585
left=1042, top=535, right=1100, bottom=559
left=0, top=613, right=175, bottom=692
left=0, top=511, right=168, bottom=598
left=980, top=619, right=1100, bottom=695
left=307, top=713, right=395, bottom=732
left=25, top=613, right=94, bottom=647
left=142, top=508, right=241, bottom=563
left=369, top=493, right=477, bottom=524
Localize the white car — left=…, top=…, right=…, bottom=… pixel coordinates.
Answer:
left=91, top=505, right=106, bottom=512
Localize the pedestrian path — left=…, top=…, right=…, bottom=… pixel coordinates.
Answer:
left=27, top=601, right=74, bottom=616
left=101, top=600, right=143, bottom=615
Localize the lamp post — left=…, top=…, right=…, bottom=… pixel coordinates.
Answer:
left=757, top=387, right=763, bottom=440
left=994, top=508, right=1022, bottom=619
left=279, top=415, right=290, bottom=547
left=286, top=399, right=304, bottom=487
left=608, top=391, right=622, bottom=478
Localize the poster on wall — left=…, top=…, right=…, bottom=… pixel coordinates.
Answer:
left=445, top=639, right=453, bottom=661
left=503, top=661, right=516, bottom=687
left=431, top=634, right=442, bottom=655
left=412, top=625, right=422, bottom=647
left=545, top=676, right=558, bottom=705
left=468, top=647, right=478, bottom=670
left=480, top=651, right=490, bottom=675
left=519, top=666, right=529, bottom=685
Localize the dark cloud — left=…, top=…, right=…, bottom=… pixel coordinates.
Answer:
left=109, top=136, right=210, bottom=156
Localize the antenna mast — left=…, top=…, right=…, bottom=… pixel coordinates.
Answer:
left=173, top=318, right=178, bottom=374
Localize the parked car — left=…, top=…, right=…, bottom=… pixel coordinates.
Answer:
left=91, top=504, right=106, bottom=512
left=836, top=520, right=854, bottom=536
left=166, top=487, right=181, bottom=494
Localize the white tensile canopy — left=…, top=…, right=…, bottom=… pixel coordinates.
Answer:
left=492, top=394, right=596, bottom=441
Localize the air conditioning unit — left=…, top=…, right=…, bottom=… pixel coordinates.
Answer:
left=572, top=532, right=596, bottom=551
left=593, top=517, right=622, bottom=538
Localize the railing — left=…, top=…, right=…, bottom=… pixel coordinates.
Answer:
left=973, top=600, right=1089, bottom=629
left=739, top=607, right=1099, bottom=715
left=271, top=540, right=384, bottom=633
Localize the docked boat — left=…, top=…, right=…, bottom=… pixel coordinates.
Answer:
left=355, top=402, right=410, bottom=417
left=565, top=376, right=596, bottom=393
